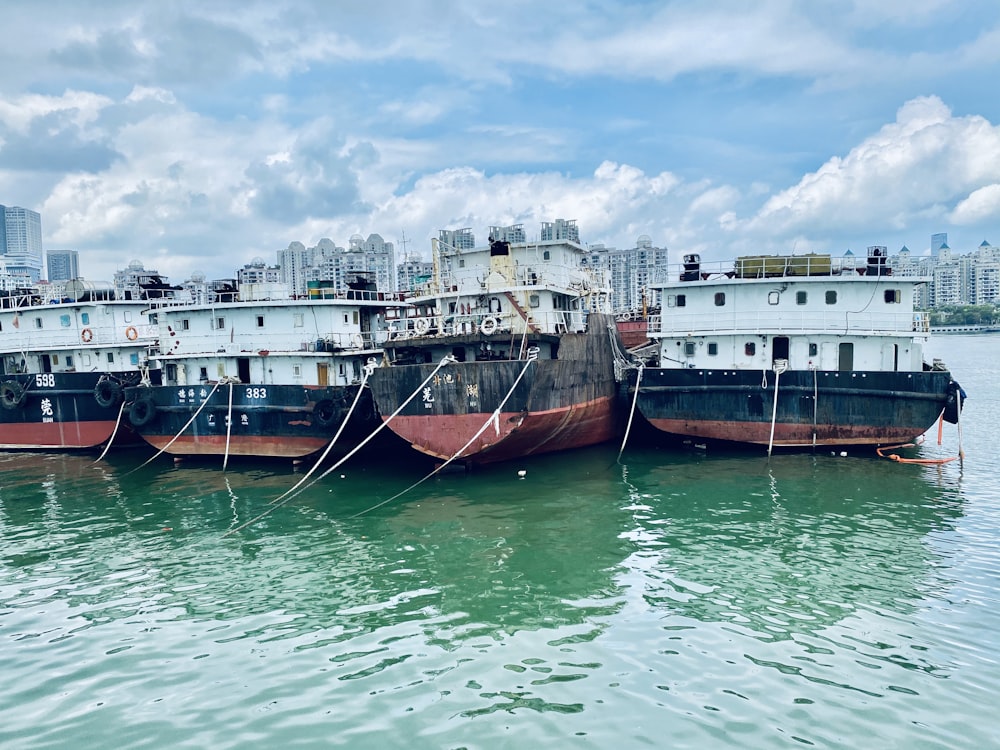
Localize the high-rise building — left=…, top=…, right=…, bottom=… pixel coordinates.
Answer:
left=1, top=204, right=44, bottom=283
left=47, top=250, right=80, bottom=281
left=931, top=232, right=948, bottom=257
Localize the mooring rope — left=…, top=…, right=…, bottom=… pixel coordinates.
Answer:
left=222, top=381, right=235, bottom=472
left=348, top=347, right=540, bottom=519
left=263, top=359, right=377, bottom=507
left=94, top=398, right=128, bottom=463
left=128, top=381, right=222, bottom=473
left=222, top=355, right=456, bottom=537
left=767, top=359, right=788, bottom=458
left=617, top=364, right=643, bottom=462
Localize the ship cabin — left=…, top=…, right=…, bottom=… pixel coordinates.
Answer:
left=385, top=237, right=612, bottom=365
left=147, top=283, right=408, bottom=388
left=648, top=251, right=932, bottom=374
left=0, top=285, right=162, bottom=378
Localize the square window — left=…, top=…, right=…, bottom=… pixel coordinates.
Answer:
left=768, top=291, right=780, bottom=305
left=714, top=292, right=725, bottom=306
left=81, top=312, right=90, bottom=324
left=256, top=315, right=265, bottom=327
left=684, top=342, right=696, bottom=356
left=106, top=352, right=114, bottom=363
left=796, top=291, right=807, bottom=305
left=181, top=319, right=190, bottom=331
left=809, top=343, right=818, bottom=356
left=60, top=314, right=71, bottom=327
left=676, top=295, right=686, bottom=307
left=216, top=317, right=225, bottom=329
left=884, top=289, right=901, bottom=303
left=708, top=342, right=718, bottom=355
left=825, top=290, right=837, bottom=304
left=745, top=342, right=756, bottom=356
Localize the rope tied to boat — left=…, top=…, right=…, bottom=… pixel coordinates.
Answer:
left=348, top=346, right=541, bottom=519
left=222, top=355, right=457, bottom=537
left=127, top=381, right=222, bottom=474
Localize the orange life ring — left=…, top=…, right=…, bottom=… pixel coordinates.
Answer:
left=81, top=327, right=94, bottom=342
left=125, top=326, right=139, bottom=341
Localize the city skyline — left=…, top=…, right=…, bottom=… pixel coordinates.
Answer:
left=1, top=3, right=1000, bottom=283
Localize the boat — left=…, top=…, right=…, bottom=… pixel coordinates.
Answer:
left=627, top=248, right=965, bottom=448
left=367, top=233, right=627, bottom=464
left=123, top=277, right=409, bottom=461
left=0, top=281, right=165, bottom=450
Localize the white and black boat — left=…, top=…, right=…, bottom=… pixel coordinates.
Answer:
left=0, top=282, right=163, bottom=450
left=124, top=278, right=408, bottom=460
left=628, top=249, right=964, bottom=448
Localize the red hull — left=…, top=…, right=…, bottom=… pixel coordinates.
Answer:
left=0, top=420, right=120, bottom=450
left=384, top=394, right=618, bottom=463
left=646, top=417, right=934, bottom=447
left=141, top=433, right=330, bottom=459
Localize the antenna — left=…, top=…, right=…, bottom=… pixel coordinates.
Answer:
left=400, top=230, right=411, bottom=261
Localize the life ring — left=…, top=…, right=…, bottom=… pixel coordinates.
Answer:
left=621, top=311, right=632, bottom=321
left=0, top=380, right=26, bottom=410
left=125, top=326, right=139, bottom=341
left=352, top=333, right=365, bottom=349
left=312, top=398, right=338, bottom=427
left=414, top=318, right=430, bottom=334
left=81, top=327, right=94, bottom=342
left=94, top=379, right=123, bottom=408
left=480, top=316, right=498, bottom=335
left=128, top=394, right=157, bottom=427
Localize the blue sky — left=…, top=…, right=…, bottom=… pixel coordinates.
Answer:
left=2, top=0, right=999, bottom=283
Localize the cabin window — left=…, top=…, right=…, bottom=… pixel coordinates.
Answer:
left=343, top=313, right=349, bottom=324
left=81, top=312, right=91, bottom=325
left=166, top=363, right=177, bottom=381
left=60, top=314, right=71, bottom=327
left=353, top=311, right=359, bottom=325
left=52, top=355, right=59, bottom=365
left=809, top=343, right=818, bottom=356
left=684, top=342, right=696, bottom=356
left=745, top=342, right=756, bottom=356
left=667, top=294, right=686, bottom=308
left=825, top=290, right=837, bottom=304
left=543, top=250, right=551, bottom=261
left=130, top=353, right=139, bottom=365
left=256, top=315, right=265, bottom=327
left=714, top=292, right=726, bottom=307
left=34, top=317, right=43, bottom=329
left=292, top=364, right=302, bottom=377
left=181, top=319, right=190, bottom=331
left=65, top=356, right=73, bottom=368
left=106, top=352, right=114, bottom=363
left=884, top=289, right=901, bottom=303
left=199, top=367, right=209, bottom=382
left=768, top=291, right=780, bottom=305
left=708, top=342, right=718, bottom=356
left=459, top=259, right=466, bottom=268
left=529, top=294, right=540, bottom=308
left=216, top=317, right=225, bottom=330
left=294, top=314, right=304, bottom=327
left=796, top=291, right=807, bottom=305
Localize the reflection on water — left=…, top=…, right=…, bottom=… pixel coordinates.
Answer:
left=0, top=424, right=985, bottom=748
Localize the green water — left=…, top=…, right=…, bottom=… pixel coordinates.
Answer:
left=1, top=337, right=997, bottom=749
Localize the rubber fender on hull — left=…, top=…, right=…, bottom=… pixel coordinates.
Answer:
left=94, top=378, right=124, bottom=408
left=0, top=380, right=26, bottom=410
left=942, top=380, right=966, bottom=424
left=129, top=394, right=158, bottom=427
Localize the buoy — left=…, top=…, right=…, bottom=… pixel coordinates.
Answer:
left=517, top=469, right=526, bottom=478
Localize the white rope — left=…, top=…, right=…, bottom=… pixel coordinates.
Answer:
left=767, top=359, right=788, bottom=458
left=222, top=355, right=457, bottom=537
left=618, top=364, right=643, bottom=461
left=349, top=347, right=540, bottom=518
left=129, top=382, right=221, bottom=473
left=94, top=398, right=128, bottom=463
left=222, top=381, right=235, bottom=472
left=264, top=359, right=376, bottom=506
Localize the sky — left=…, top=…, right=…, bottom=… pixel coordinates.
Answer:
left=2, top=0, right=1000, bottom=284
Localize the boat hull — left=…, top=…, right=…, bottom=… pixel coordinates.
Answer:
left=632, top=367, right=955, bottom=447
left=0, top=372, right=145, bottom=450
left=369, top=314, right=623, bottom=463
left=123, top=382, right=380, bottom=459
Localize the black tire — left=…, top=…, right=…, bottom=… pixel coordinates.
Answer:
left=312, top=398, right=338, bottom=427
left=129, top=394, right=157, bottom=427
left=0, top=380, right=25, bottom=410
left=94, top=379, right=123, bottom=408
